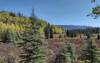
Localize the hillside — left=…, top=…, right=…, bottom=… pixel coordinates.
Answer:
left=0, top=10, right=100, bottom=63
left=0, top=11, right=65, bottom=63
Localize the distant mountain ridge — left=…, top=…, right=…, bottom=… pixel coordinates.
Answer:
left=56, top=25, right=95, bottom=30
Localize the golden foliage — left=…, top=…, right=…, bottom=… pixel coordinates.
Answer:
left=0, top=22, right=24, bottom=32
left=52, top=26, right=63, bottom=34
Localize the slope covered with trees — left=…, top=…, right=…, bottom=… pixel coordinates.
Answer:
left=0, top=4, right=100, bottom=63
left=0, top=10, right=64, bottom=63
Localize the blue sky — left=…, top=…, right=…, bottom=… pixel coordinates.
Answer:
left=0, top=0, right=100, bottom=27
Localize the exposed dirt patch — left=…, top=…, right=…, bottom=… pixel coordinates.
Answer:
left=0, top=43, right=22, bottom=63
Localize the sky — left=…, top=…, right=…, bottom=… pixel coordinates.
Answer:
left=0, top=0, right=100, bottom=27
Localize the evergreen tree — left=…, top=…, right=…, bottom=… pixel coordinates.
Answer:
left=97, top=35, right=100, bottom=39
left=0, top=28, right=22, bottom=43
left=20, top=26, right=49, bottom=63
left=50, top=27, right=53, bottom=38
left=54, top=42, right=75, bottom=63
left=1, top=29, right=11, bottom=43
left=30, top=8, right=37, bottom=22
left=80, top=39, right=99, bottom=63
left=17, top=12, right=23, bottom=17
left=44, top=23, right=51, bottom=39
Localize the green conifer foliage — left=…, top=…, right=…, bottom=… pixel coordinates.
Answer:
left=54, top=42, right=76, bottom=63
left=80, top=39, right=100, bottom=63
left=20, top=26, right=49, bottom=63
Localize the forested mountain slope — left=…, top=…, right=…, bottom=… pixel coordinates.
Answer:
left=0, top=11, right=64, bottom=63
